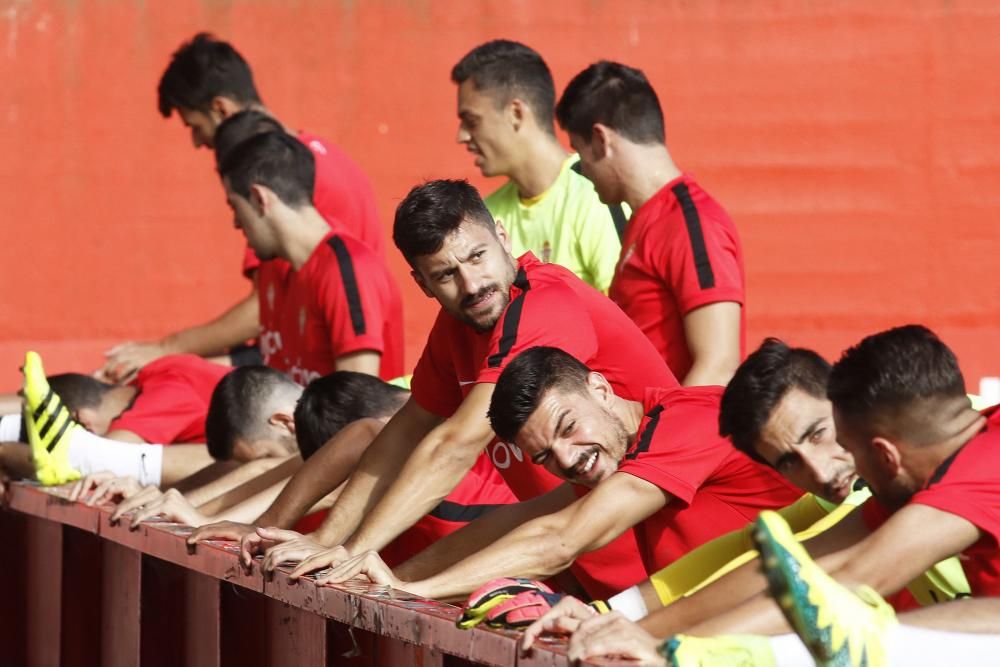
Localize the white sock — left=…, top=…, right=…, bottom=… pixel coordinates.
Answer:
left=66, top=428, right=163, bottom=486
left=887, top=624, right=1000, bottom=664
left=0, top=413, right=22, bottom=442
left=768, top=633, right=814, bottom=667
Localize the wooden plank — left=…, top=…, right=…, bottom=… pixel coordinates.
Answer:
left=184, top=570, right=221, bottom=667
left=101, top=541, right=141, bottom=667
left=25, top=516, right=62, bottom=667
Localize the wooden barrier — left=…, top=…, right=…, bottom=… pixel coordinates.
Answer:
left=1, top=482, right=629, bottom=666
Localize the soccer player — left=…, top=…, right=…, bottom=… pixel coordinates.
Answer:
left=313, top=346, right=799, bottom=601
left=452, top=40, right=623, bottom=292
left=102, top=33, right=383, bottom=381
left=556, top=61, right=745, bottom=386
left=253, top=178, right=684, bottom=600
left=218, top=131, right=404, bottom=383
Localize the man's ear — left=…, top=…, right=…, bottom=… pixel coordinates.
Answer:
left=249, top=183, right=272, bottom=216
left=75, top=408, right=98, bottom=433
left=211, top=96, right=242, bottom=120
left=494, top=218, right=512, bottom=255
left=268, top=412, right=296, bottom=435
left=410, top=270, right=435, bottom=298
left=871, top=436, right=904, bottom=477
left=586, top=371, right=614, bottom=406
left=591, top=123, right=613, bottom=160
left=508, top=98, right=527, bottom=132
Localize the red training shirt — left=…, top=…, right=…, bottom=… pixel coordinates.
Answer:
left=608, top=386, right=801, bottom=575
left=609, top=175, right=746, bottom=380
left=242, top=130, right=384, bottom=276
left=411, top=252, right=679, bottom=598
left=109, top=354, right=231, bottom=444
left=258, top=232, right=404, bottom=384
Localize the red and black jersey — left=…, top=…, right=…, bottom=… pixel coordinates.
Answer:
left=258, top=232, right=404, bottom=384
left=610, top=175, right=746, bottom=379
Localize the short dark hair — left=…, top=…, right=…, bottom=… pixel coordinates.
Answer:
left=219, top=131, right=315, bottom=208
left=393, top=179, right=496, bottom=265
left=213, top=110, right=285, bottom=170
left=451, top=40, right=556, bottom=134
left=205, top=366, right=297, bottom=460
left=293, top=372, right=408, bottom=460
left=719, top=339, right=832, bottom=465
left=828, top=325, right=966, bottom=437
left=488, top=347, right=591, bottom=443
left=556, top=61, right=665, bottom=145
left=157, top=33, right=262, bottom=118
left=47, top=374, right=115, bottom=412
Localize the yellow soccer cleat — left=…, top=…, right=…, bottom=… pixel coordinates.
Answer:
left=22, top=351, right=81, bottom=485
left=658, top=634, right=777, bottom=667
left=752, top=510, right=898, bottom=667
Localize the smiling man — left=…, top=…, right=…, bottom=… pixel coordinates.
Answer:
left=452, top=40, right=623, bottom=292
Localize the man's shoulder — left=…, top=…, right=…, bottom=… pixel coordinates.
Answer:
left=644, top=385, right=724, bottom=418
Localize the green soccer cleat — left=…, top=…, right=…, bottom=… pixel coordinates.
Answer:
left=658, top=634, right=777, bottom=666
left=22, top=351, right=81, bottom=485
left=752, top=510, right=897, bottom=667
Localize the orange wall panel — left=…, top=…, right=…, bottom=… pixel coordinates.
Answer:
left=2, top=1, right=998, bottom=392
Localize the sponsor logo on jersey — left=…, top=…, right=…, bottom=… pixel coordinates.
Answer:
left=299, top=307, right=308, bottom=336
left=490, top=441, right=524, bottom=470
left=541, top=240, right=552, bottom=263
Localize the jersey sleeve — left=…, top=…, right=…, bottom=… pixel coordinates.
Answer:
left=410, top=312, right=463, bottom=418
left=475, top=280, right=598, bottom=384
left=651, top=197, right=745, bottom=316
left=911, top=477, right=1000, bottom=547
left=316, top=237, right=389, bottom=359
left=616, top=403, right=732, bottom=506
left=109, top=377, right=204, bottom=444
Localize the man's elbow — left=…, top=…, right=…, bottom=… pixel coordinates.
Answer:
left=683, top=353, right=740, bottom=386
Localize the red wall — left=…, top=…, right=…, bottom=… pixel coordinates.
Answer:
left=3, top=1, right=999, bottom=391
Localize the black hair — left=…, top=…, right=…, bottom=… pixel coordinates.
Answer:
left=205, top=366, right=298, bottom=460
left=213, top=110, right=285, bottom=170
left=293, top=372, right=408, bottom=460
left=556, top=61, right=665, bottom=145
left=47, top=374, right=115, bottom=412
left=488, top=347, right=591, bottom=443
left=719, top=339, right=832, bottom=465
left=393, top=179, right=496, bottom=265
left=219, top=131, right=315, bottom=208
left=451, top=40, right=556, bottom=134
left=828, top=325, right=966, bottom=429
left=157, top=32, right=262, bottom=117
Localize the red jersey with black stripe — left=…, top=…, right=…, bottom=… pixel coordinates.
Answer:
left=610, top=175, right=746, bottom=380
left=257, top=231, right=404, bottom=384
left=109, top=354, right=231, bottom=444
left=242, top=130, right=384, bottom=276
left=410, top=252, right=679, bottom=597
left=863, top=406, right=1000, bottom=596
left=611, top=386, right=801, bottom=576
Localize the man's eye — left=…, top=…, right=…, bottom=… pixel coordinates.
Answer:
left=810, top=428, right=825, bottom=444
left=562, top=422, right=574, bottom=437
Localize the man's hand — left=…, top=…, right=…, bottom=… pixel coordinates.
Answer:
left=126, top=488, right=204, bottom=528
left=519, top=594, right=600, bottom=649
left=258, top=528, right=335, bottom=575
left=565, top=612, right=665, bottom=665
left=313, top=550, right=404, bottom=589
left=110, top=485, right=164, bottom=523
left=100, top=341, right=169, bottom=383
left=69, top=472, right=144, bottom=505
left=187, top=521, right=261, bottom=566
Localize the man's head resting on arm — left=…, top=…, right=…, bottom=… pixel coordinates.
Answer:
left=293, top=372, right=409, bottom=460
left=827, top=324, right=978, bottom=510
left=205, top=366, right=302, bottom=463
left=158, top=32, right=262, bottom=149
left=45, top=373, right=138, bottom=437
left=394, top=179, right=518, bottom=332
left=719, top=338, right=858, bottom=504
left=488, top=346, right=632, bottom=487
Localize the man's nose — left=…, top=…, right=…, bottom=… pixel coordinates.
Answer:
left=456, top=124, right=470, bottom=144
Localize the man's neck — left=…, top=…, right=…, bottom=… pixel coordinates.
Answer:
left=612, top=395, right=648, bottom=445
left=279, top=207, right=332, bottom=270
left=103, top=385, right=139, bottom=422
left=908, top=406, right=986, bottom=487
left=507, top=134, right=568, bottom=200
left=619, top=143, right=683, bottom=212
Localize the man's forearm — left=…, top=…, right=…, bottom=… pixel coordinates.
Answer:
left=343, top=426, right=486, bottom=555
left=194, top=457, right=299, bottom=516
left=162, top=290, right=260, bottom=357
